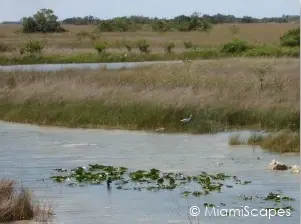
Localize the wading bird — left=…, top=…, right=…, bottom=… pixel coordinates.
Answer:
left=180, top=114, right=192, bottom=123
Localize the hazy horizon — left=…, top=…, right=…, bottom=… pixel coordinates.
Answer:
left=1, top=0, right=300, bottom=22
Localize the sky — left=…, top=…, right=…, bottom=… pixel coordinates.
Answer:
left=1, top=0, right=300, bottom=22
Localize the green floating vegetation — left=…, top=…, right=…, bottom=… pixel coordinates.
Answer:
left=50, top=164, right=252, bottom=196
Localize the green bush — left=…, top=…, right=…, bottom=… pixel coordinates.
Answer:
left=21, top=8, right=66, bottom=33
left=136, top=40, right=150, bottom=53
left=280, top=27, right=300, bottom=47
left=94, top=43, right=107, bottom=54
left=221, top=39, right=250, bottom=54
left=22, top=40, right=44, bottom=55
left=164, top=42, right=176, bottom=53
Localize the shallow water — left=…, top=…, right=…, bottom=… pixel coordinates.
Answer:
left=0, top=61, right=182, bottom=72
left=0, top=121, right=299, bottom=224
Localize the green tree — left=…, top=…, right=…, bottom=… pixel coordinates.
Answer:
left=21, top=8, right=66, bottom=33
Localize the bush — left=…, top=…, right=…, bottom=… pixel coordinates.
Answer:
left=94, top=43, right=107, bottom=54
left=136, top=40, right=150, bottom=53
left=21, top=8, right=66, bottom=33
left=6, top=77, right=17, bottom=89
left=280, top=27, right=300, bottom=47
left=0, top=43, right=12, bottom=52
left=221, top=39, right=250, bottom=54
left=124, top=41, right=133, bottom=52
left=21, top=40, right=44, bottom=55
left=164, top=42, right=175, bottom=53
left=184, top=41, right=193, bottom=49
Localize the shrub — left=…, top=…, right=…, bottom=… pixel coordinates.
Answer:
left=22, top=40, right=44, bottom=55
left=94, top=43, right=107, bottom=54
left=280, top=27, right=300, bottom=47
left=164, top=42, right=175, bottom=53
left=0, top=43, right=12, bottom=52
left=124, top=41, right=133, bottom=52
left=184, top=41, right=193, bottom=49
left=21, top=8, right=66, bottom=33
left=136, top=40, right=150, bottom=53
left=6, top=77, right=16, bottom=89
left=221, top=39, right=250, bottom=54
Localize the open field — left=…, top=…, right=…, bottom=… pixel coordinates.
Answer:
left=0, top=23, right=299, bottom=59
left=0, top=58, right=299, bottom=133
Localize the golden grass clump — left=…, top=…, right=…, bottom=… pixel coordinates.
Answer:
left=228, top=131, right=300, bottom=153
left=260, top=131, right=300, bottom=153
left=0, top=180, right=53, bottom=222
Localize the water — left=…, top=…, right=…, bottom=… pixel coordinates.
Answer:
left=0, top=61, right=183, bottom=72
left=0, top=121, right=299, bottom=224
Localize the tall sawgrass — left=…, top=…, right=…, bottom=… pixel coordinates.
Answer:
left=0, top=180, right=53, bottom=222
left=228, top=131, right=300, bottom=153
left=0, top=58, right=299, bottom=133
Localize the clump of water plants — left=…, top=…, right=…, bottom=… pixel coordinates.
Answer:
left=0, top=180, right=53, bottom=222
left=228, top=134, right=246, bottom=145
left=50, top=164, right=251, bottom=197
left=228, top=131, right=300, bottom=153
left=247, top=132, right=264, bottom=145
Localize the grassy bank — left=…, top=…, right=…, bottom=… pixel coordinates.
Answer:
left=0, top=45, right=299, bottom=65
left=0, top=58, right=299, bottom=133
left=0, top=180, right=53, bottom=222
left=1, top=23, right=298, bottom=49
left=229, top=131, right=300, bottom=153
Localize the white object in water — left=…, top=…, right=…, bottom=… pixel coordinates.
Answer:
left=180, top=114, right=192, bottom=123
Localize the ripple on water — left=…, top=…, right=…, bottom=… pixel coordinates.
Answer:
left=0, top=121, right=299, bottom=224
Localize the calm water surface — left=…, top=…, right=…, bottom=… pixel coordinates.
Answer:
left=0, top=121, right=299, bottom=224
left=0, top=61, right=182, bottom=72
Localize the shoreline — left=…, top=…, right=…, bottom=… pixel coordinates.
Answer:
left=0, top=46, right=299, bottom=65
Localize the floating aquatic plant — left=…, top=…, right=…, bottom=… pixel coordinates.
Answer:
left=50, top=164, right=257, bottom=198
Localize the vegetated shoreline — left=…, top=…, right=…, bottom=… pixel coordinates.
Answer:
left=229, top=131, right=300, bottom=154
left=0, top=45, right=299, bottom=65
left=0, top=58, right=298, bottom=135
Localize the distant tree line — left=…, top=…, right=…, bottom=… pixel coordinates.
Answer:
left=60, top=14, right=299, bottom=26
left=1, top=8, right=299, bottom=34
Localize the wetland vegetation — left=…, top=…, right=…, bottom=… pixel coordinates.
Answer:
left=0, top=9, right=299, bottom=65
left=229, top=131, right=300, bottom=153
left=0, top=179, right=53, bottom=222
left=0, top=58, right=299, bottom=135
left=50, top=164, right=297, bottom=212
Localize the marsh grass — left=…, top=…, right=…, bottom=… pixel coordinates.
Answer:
left=228, top=132, right=300, bottom=153
left=260, top=131, right=300, bottom=153
left=0, top=45, right=299, bottom=65
left=0, top=23, right=298, bottom=49
left=228, top=134, right=246, bottom=145
left=0, top=180, right=53, bottom=222
left=0, top=58, right=299, bottom=133
left=247, top=133, right=265, bottom=145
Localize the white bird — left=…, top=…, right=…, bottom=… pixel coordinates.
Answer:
left=180, top=114, right=192, bottom=123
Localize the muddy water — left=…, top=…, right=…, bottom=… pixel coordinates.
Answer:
left=0, top=121, right=299, bottom=224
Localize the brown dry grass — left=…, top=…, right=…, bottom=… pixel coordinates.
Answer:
left=0, top=58, right=299, bottom=110
left=0, top=23, right=298, bottom=56
left=0, top=180, right=53, bottom=222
